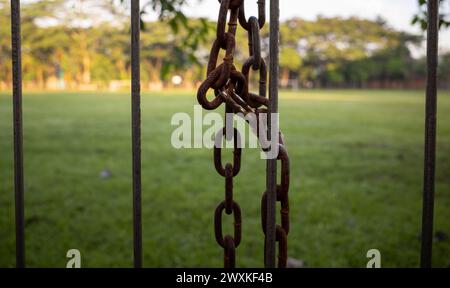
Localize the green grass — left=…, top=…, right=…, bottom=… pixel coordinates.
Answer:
left=0, top=89, right=449, bottom=268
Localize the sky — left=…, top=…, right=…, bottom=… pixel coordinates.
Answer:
left=143, top=0, right=450, bottom=53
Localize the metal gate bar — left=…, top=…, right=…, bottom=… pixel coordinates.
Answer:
left=131, top=0, right=142, bottom=268
left=11, top=0, right=25, bottom=269
left=265, top=0, right=280, bottom=268
left=7, top=0, right=441, bottom=269
left=420, top=0, right=439, bottom=268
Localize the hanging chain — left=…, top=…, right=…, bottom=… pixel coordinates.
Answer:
left=197, top=0, right=290, bottom=268
left=214, top=127, right=242, bottom=268
left=261, top=145, right=290, bottom=267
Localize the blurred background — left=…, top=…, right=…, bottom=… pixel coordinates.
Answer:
left=1, top=0, right=450, bottom=90
left=0, top=0, right=449, bottom=267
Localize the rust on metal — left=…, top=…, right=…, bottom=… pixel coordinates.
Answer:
left=420, top=0, right=439, bottom=268
left=131, top=0, right=142, bottom=268
left=197, top=0, right=290, bottom=268
left=11, top=0, right=25, bottom=268
left=265, top=0, right=280, bottom=268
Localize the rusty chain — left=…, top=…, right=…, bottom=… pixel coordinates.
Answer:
left=214, top=127, right=242, bottom=268
left=261, top=144, right=290, bottom=267
left=197, top=0, right=291, bottom=268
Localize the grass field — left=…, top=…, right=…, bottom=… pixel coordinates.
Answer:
left=0, top=89, right=449, bottom=268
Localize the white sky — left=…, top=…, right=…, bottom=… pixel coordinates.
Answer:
left=143, top=0, right=450, bottom=53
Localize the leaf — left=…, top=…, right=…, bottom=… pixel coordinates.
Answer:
left=421, top=19, right=428, bottom=30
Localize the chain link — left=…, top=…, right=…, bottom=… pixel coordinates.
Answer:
left=261, top=144, right=290, bottom=267
left=197, top=0, right=291, bottom=268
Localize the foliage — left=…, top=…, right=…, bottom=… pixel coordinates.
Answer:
left=122, top=0, right=210, bottom=74
left=1, top=1, right=448, bottom=89
left=412, top=0, right=450, bottom=30
left=277, top=17, right=424, bottom=87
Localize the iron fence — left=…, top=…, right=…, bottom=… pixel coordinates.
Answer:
left=7, top=0, right=439, bottom=268
left=420, top=0, right=439, bottom=269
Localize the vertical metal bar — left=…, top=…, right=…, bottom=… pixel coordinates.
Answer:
left=420, top=0, right=439, bottom=268
left=265, top=0, right=279, bottom=268
left=131, top=0, right=142, bottom=268
left=11, top=0, right=25, bottom=269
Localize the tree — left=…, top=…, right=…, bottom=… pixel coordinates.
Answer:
left=0, top=2, right=436, bottom=90
left=122, top=0, right=209, bottom=70
left=279, top=47, right=302, bottom=87
left=0, top=1, right=12, bottom=87
left=413, top=0, right=450, bottom=30
left=277, top=17, right=422, bottom=88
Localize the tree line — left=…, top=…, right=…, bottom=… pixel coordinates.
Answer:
left=0, top=0, right=449, bottom=91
